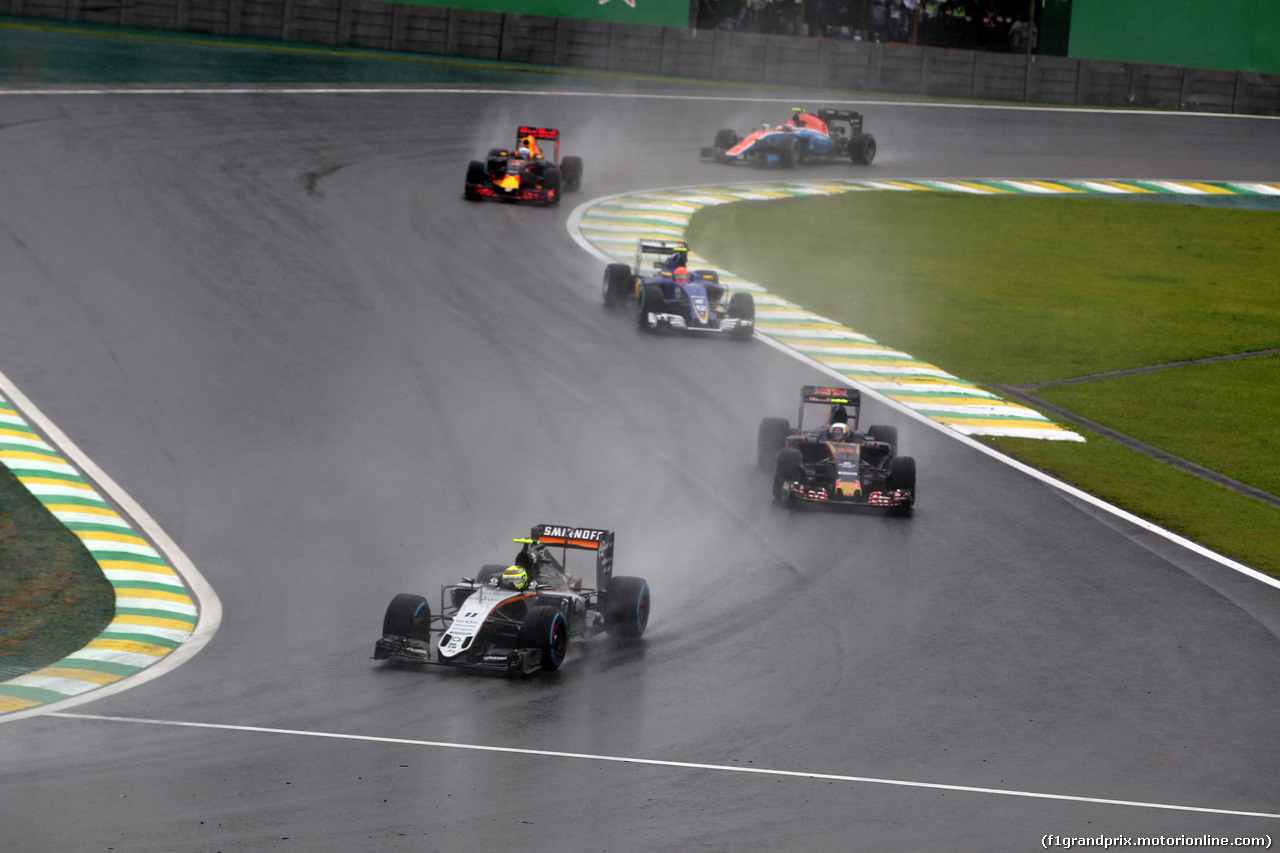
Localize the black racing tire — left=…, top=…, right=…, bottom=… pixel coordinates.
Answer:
left=464, top=160, right=486, bottom=200
left=603, top=576, right=650, bottom=639
left=772, top=446, right=803, bottom=499
left=714, top=128, right=739, bottom=150
left=851, top=133, right=876, bottom=165
left=476, top=563, right=507, bottom=586
left=728, top=291, right=755, bottom=339
left=560, top=155, right=584, bottom=191
left=542, top=166, right=562, bottom=205
left=518, top=605, right=570, bottom=670
left=867, top=424, right=898, bottom=449
left=778, top=136, right=798, bottom=168
left=604, top=263, right=633, bottom=310
left=887, top=455, right=917, bottom=505
left=382, top=593, right=432, bottom=642
left=757, top=417, right=792, bottom=469
left=638, top=284, right=665, bottom=332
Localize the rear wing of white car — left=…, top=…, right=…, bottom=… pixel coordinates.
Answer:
left=530, top=523, right=615, bottom=592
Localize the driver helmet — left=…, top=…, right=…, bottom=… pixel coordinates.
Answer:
left=499, top=565, right=528, bottom=591
left=518, top=146, right=531, bottom=159
left=674, top=266, right=690, bottom=285
left=829, top=422, right=849, bottom=442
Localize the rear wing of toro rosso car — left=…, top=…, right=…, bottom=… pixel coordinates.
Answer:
left=799, top=385, right=861, bottom=430
left=530, top=523, right=614, bottom=593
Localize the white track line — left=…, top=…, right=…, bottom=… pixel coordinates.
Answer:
left=50, top=712, right=1280, bottom=820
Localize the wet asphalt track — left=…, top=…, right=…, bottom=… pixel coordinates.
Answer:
left=0, top=80, right=1279, bottom=852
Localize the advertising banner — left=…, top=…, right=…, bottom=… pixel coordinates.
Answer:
left=385, top=0, right=691, bottom=29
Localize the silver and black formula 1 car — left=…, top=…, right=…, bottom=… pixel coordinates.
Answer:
left=464, top=126, right=583, bottom=205
left=701, top=108, right=876, bottom=167
left=757, top=385, right=915, bottom=514
left=374, top=524, right=650, bottom=674
left=603, top=239, right=754, bottom=339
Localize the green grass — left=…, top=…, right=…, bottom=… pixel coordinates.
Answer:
left=1038, top=355, right=1280, bottom=497
left=686, top=192, right=1280, bottom=576
left=686, top=193, right=1280, bottom=384
left=0, top=462, right=114, bottom=682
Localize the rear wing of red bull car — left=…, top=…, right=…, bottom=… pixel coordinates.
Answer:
left=530, top=523, right=614, bottom=592
left=516, top=126, right=560, bottom=161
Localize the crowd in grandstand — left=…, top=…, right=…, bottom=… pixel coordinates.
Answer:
left=696, top=0, right=1039, bottom=53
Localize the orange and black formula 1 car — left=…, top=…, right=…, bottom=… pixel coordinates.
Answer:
left=464, top=126, right=583, bottom=205
left=701, top=108, right=876, bottom=167
left=758, top=385, right=915, bottom=514
left=373, top=524, right=649, bottom=675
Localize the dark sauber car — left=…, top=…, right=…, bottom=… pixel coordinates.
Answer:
left=603, top=239, right=754, bottom=339
left=374, top=524, right=650, bottom=674
left=464, top=126, right=583, bottom=205
left=758, top=385, right=916, bottom=514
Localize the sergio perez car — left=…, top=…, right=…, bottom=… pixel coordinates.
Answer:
left=464, top=126, right=584, bottom=205
left=603, top=239, right=754, bottom=339
left=701, top=108, right=876, bottom=167
left=758, top=385, right=915, bottom=513
left=374, top=524, right=650, bottom=674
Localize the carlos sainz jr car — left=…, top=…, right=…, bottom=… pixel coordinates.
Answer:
left=464, top=125, right=584, bottom=205
left=603, top=239, right=755, bottom=339
left=374, top=524, right=650, bottom=674
left=701, top=108, right=876, bottom=167
left=758, top=385, right=915, bottom=513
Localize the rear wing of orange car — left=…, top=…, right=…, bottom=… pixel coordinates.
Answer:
left=516, top=126, right=560, bottom=161
left=530, top=523, right=614, bottom=591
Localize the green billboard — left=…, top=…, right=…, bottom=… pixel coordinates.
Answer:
left=1069, top=0, right=1280, bottom=74
left=388, top=0, right=692, bottom=28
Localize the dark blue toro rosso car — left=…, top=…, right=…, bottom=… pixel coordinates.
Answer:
left=758, top=385, right=915, bottom=514
left=603, top=239, right=754, bottom=340
left=701, top=108, right=876, bottom=167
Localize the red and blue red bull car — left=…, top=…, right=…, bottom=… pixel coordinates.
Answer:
left=374, top=524, right=650, bottom=674
left=464, top=126, right=584, bottom=205
left=603, top=239, right=755, bottom=339
left=757, top=385, right=915, bottom=513
left=701, top=108, right=876, bottom=167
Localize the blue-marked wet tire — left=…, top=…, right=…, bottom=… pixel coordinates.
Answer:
left=519, top=606, right=569, bottom=671
left=383, top=593, right=431, bottom=642
left=638, top=284, right=665, bottom=332
left=604, top=576, right=650, bottom=639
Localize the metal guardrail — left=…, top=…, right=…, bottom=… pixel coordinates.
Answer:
left=6, top=0, right=1280, bottom=114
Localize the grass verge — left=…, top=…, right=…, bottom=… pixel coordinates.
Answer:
left=0, top=461, right=114, bottom=681
left=685, top=191, right=1280, bottom=577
